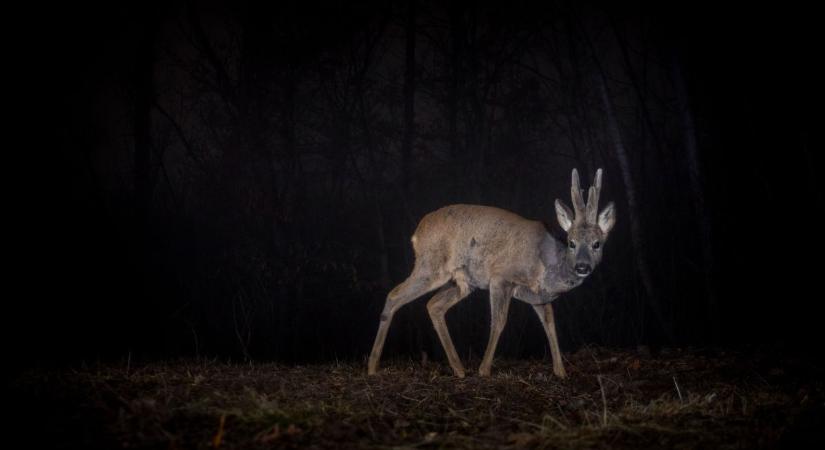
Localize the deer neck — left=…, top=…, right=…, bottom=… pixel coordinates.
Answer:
left=539, top=235, right=583, bottom=294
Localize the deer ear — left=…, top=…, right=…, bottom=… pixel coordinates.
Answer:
left=598, top=202, right=616, bottom=234
left=555, top=199, right=574, bottom=232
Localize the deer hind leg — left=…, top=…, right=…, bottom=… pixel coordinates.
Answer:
left=479, top=279, right=515, bottom=376
left=426, top=279, right=473, bottom=378
left=532, top=303, right=567, bottom=379
left=367, top=268, right=449, bottom=375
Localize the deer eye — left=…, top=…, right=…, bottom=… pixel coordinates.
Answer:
left=592, top=241, right=600, bottom=249
left=568, top=240, right=576, bottom=249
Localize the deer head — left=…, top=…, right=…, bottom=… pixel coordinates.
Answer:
left=554, top=168, right=616, bottom=278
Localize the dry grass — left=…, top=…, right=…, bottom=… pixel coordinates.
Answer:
left=9, top=347, right=824, bottom=448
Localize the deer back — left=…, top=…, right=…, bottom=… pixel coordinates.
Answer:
left=411, top=204, right=556, bottom=290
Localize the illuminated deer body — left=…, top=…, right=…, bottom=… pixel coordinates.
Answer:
left=367, top=169, right=616, bottom=377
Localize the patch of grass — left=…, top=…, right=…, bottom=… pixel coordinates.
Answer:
left=8, top=347, right=824, bottom=448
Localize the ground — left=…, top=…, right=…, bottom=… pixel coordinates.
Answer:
left=9, top=347, right=824, bottom=449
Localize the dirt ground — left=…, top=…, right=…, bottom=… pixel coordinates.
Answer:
left=8, top=347, right=824, bottom=449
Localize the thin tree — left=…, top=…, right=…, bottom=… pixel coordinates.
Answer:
left=134, top=12, right=158, bottom=227
left=574, top=15, right=673, bottom=341
left=672, top=55, right=718, bottom=340
left=402, top=0, right=416, bottom=199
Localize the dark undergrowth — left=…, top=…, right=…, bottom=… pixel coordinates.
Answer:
left=9, top=347, right=824, bottom=449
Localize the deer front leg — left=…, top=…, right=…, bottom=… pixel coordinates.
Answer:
left=532, top=302, right=567, bottom=378
left=479, top=279, right=514, bottom=377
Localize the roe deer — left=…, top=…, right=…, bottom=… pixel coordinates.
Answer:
left=367, top=168, right=616, bottom=377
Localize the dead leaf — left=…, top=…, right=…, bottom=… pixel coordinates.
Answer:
left=508, top=432, right=536, bottom=446
left=258, top=424, right=280, bottom=444
left=212, top=414, right=226, bottom=448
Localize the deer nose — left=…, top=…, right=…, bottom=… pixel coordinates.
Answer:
left=574, top=263, right=592, bottom=276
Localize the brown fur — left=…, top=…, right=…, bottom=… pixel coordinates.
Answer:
left=367, top=169, right=615, bottom=378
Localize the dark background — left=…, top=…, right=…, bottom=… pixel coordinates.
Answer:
left=10, top=0, right=823, bottom=367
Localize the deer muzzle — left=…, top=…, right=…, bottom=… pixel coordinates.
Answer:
left=574, top=263, right=592, bottom=277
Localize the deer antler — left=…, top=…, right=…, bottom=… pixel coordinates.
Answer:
left=586, top=168, right=602, bottom=224
left=571, top=168, right=587, bottom=223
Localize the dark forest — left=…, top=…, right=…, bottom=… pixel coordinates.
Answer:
left=8, top=0, right=824, bottom=447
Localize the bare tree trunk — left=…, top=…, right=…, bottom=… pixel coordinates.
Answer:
left=448, top=1, right=462, bottom=182
left=375, top=203, right=391, bottom=290
left=609, top=18, right=668, bottom=163
left=399, top=0, right=418, bottom=268
left=597, top=76, right=673, bottom=342
left=401, top=0, right=416, bottom=199
left=466, top=8, right=485, bottom=203
left=134, top=16, right=156, bottom=225
left=673, top=58, right=718, bottom=339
